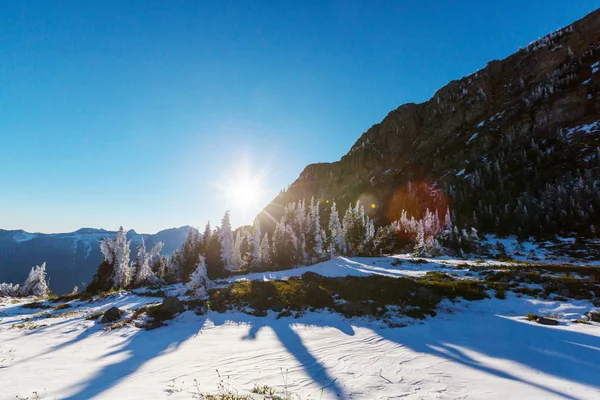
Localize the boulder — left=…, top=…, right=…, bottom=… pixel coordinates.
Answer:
left=585, top=311, right=600, bottom=322
left=416, top=287, right=443, bottom=304
left=162, top=296, right=184, bottom=315
left=536, top=316, right=559, bottom=326
left=301, top=271, right=323, bottom=282
left=100, top=307, right=122, bottom=324
left=150, top=296, right=185, bottom=321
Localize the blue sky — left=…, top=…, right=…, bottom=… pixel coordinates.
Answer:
left=1, top=1, right=598, bottom=234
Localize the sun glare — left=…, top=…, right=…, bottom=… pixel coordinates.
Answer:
left=228, top=179, right=260, bottom=208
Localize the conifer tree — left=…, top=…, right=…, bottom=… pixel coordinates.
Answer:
left=187, top=256, right=211, bottom=299
left=219, top=211, right=235, bottom=272
left=328, top=202, right=345, bottom=256
left=259, top=232, right=271, bottom=268
left=20, top=262, right=50, bottom=297
left=99, top=226, right=132, bottom=289
left=133, top=239, right=164, bottom=287
left=251, top=219, right=261, bottom=270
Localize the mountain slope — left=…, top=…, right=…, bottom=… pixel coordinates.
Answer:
left=261, top=9, right=600, bottom=238
left=0, top=227, right=191, bottom=294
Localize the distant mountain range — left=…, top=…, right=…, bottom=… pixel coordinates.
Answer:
left=0, top=227, right=192, bottom=294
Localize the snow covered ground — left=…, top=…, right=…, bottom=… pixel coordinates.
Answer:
left=1, top=256, right=600, bottom=400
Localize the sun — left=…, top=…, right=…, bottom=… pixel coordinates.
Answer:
left=227, top=179, right=260, bottom=208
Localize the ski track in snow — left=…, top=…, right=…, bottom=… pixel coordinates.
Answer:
left=1, top=256, right=600, bottom=400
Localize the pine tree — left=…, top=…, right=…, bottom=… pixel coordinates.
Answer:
left=20, top=262, right=50, bottom=297
left=259, top=232, right=271, bottom=268
left=328, top=202, right=345, bottom=256
left=187, top=256, right=211, bottom=299
left=0, top=282, right=21, bottom=297
left=251, top=219, right=261, bottom=270
left=232, top=230, right=244, bottom=270
left=99, top=227, right=133, bottom=289
left=219, top=211, right=235, bottom=272
left=133, top=239, right=164, bottom=287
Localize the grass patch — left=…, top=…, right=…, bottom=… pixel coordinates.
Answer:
left=572, top=319, right=591, bottom=325
left=49, top=292, right=82, bottom=303
left=21, top=301, right=52, bottom=309
left=135, top=289, right=167, bottom=298
left=525, top=313, right=538, bottom=321
left=251, top=384, right=276, bottom=395
left=208, top=271, right=488, bottom=320
left=85, top=311, right=104, bottom=321
left=53, top=303, right=72, bottom=311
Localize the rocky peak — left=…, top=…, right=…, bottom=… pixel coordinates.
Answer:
left=260, top=8, right=600, bottom=235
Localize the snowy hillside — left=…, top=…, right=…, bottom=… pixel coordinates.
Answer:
left=2, top=255, right=599, bottom=400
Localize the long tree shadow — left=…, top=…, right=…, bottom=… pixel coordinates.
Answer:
left=8, top=297, right=600, bottom=399
left=368, top=312, right=600, bottom=399
left=61, top=316, right=207, bottom=400
left=208, top=311, right=354, bottom=397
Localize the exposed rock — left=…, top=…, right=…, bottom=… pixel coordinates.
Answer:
left=150, top=296, right=184, bottom=321
left=585, top=311, right=600, bottom=322
left=536, top=316, right=559, bottom=326
left=252, top=309, right=268, bottom=317
left=100, top=307, right=122, bottom=324
left=301, top=271, right=323, bottom=282
left=415, top=286, right=443, bottom=304
left=258, top=9, right=600, bottom=240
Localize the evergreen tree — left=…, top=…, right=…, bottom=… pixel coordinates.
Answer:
left=187, top=256, right=211, bottom=299
left=99, top=226, right=132, bottom=289
left=219, top=211, right=235, bottom=272
left=205, top=226, right=225, bottom=279
left=259, top=232, right=271, bottom=269
left=251, top=219, right=261, bottom=270
left=328, top=202, right=345, bottom=256
left=20, top=262, right=50, bottom=297
left=133, top=239, right=163, bottom=287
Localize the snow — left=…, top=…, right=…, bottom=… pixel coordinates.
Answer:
left=2, top=253, right=600, bottom=399
left=582, top=78, right=592, bottom=85
left=456, top=168, right=466, bottom=176
left=592, top=61, right=599, bottom=74
left=12, top=232, right=38, bottom=243
left=2, top=280, right=600, bottom=399
left=466, top=132, right=479, bottom=144
left=566, top=120, right=600, bottom=137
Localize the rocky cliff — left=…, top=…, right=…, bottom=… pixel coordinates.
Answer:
left=261, top=9, right=600, bottom=238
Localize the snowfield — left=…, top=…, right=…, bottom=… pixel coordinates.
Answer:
left=1, top=256, right=600, bottom=400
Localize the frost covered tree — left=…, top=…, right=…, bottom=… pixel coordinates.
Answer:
left=219, top=211, right=235, bottom=272
left=20, top=262, right=50, bottom=297
left=133, top=239, right=164, bottom=287
left=306, top=197, right=323, bottom=261
left=100, top=226, right=133, bottom=289
left=272, top=218, right=296, bottom=268
left=0, top=282, right=21, bottom=297
left=151, top=255, right=169, bottom=281
left=259, top=232, right=271, bottom=268
left=186, top=256, right=211, bottom=299
left=328, top=202, right=345, bottom=256
left=251, top=219, right=261, bottom=270
left=232, top=231, right=244, bottom=270
left=343, top=201, right=367, bottom=254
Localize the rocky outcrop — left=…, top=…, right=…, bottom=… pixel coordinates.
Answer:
left=259, top=9, right=600, bottom=235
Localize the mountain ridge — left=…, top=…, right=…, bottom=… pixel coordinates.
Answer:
left=260, top=8, right=600, bottom=238
left=0, top=226, right=193, bottom=294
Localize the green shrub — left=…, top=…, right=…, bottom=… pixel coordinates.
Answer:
left=525, top=313, right=538, bottom=321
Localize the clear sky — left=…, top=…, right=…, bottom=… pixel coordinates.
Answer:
left=1, top=1, right=598, bottom=234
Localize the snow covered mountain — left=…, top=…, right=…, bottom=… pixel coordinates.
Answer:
left=0, top=227, right=192, bottom=294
